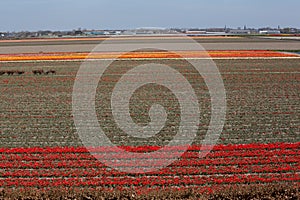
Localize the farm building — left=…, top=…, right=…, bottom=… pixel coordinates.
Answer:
left=229, top=29, right=251, bottom=35
left=259, top=30, right=281, bottom=34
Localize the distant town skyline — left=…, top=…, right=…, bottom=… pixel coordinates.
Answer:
left=0, top=0, right=299, bottom=32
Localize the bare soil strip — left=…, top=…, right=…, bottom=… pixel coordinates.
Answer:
left=1, top=37, right=300, bottom=53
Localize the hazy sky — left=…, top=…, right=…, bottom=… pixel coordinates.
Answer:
left=0, top=0, right=299, bottom=31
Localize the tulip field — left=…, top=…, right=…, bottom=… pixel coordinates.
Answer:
left=0, top=143, right=299, bottom=189
left=0, top=50, right=298, bottom=61
left=0, top=51, right=299, bottom=198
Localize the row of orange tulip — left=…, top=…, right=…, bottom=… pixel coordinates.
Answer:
left=0, top=50, right=298, bottom=61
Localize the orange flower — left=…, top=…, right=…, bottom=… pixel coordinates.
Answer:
left=0, top=50, right=298, bottom=61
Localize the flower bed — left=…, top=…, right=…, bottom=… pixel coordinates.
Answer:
left=0, top=142, right=298, bottom=189
left=0, top=50, right=298, bottom=61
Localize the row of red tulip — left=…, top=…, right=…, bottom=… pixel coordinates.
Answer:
left=1, top=142, right=298, bottom=154
left=1, top=162, right=298, bottom=178
left=1, top=153, right=298, bottom=169
left=1, top=148, right=298, bottom=161
left=0, top=173, right=298, bottom=187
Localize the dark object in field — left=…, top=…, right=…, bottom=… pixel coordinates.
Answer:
left=45, top=70, right=56, bottom=75
left=32, top=69, right=56, bottom=75
left=32, top=69, right=45, bottom=75
left=16, top=71, right=25, bottom=75
left=0, top=70, right=25, bottom=75
left=6, top=71, right=15, bottom=75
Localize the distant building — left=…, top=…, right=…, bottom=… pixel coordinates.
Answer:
left=259, top=30, right=281, bottom=34
left=92, top=31, right=106, bottom=35
left=229, top=29, right=251, bottom=35
left=281, top=28, right=299, bottom=34
left=74, top=30, right=83, bottom=35
left=185, top=30, right=207, bottom=36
